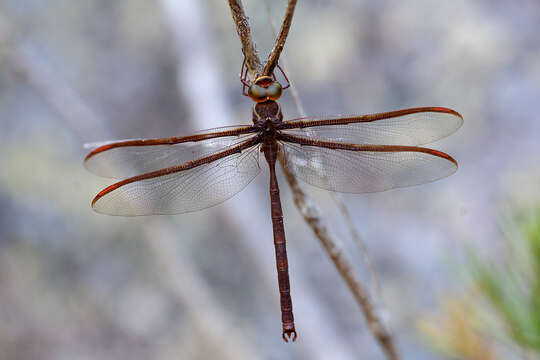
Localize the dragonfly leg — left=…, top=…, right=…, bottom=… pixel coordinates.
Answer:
left=276, top=63, right=291, bottom=90
left=240, top=57, right=251, bottom=96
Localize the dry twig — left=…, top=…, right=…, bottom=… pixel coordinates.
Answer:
left=228, top=1, right=399, bottom=359
left=263, top=1, right=305, bottom=118
left=262, top=0, right=297, bottom=76
left=330, top=192, right=382, bottom=296
left=228, top=0, right=262, bottom=81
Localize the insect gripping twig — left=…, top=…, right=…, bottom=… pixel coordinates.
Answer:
left=227, top=1, right=400, bottom=359
left=228, top=0, right=296, bottom=79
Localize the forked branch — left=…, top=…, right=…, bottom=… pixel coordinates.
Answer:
left=227, top=1, right=399, bottom=359
left=228, top=0, right=297, bottom=80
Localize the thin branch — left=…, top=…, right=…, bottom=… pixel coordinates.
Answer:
left=263, top=1, right=306, bottom=118
left=330, top=192, right=382, bottom=297
left=232, top=1, right=400, bottom=358
left=279, top=162, right=399, bottom=360
left=262, top=0, right=297, bottom=76
left=228, top=0, right=262, bottom=80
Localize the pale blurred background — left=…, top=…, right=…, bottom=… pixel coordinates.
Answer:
left=1, top=0, right=539, bottom=359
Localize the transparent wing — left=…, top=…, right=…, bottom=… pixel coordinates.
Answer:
left=280, top=107, right=463, bottom=146
left=281, top=141, right=457, bottom=193
left=85, top=126, right=256, bottom=179
left=92, top=143, right=262, bottom=216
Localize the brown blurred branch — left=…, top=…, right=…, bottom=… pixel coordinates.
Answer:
left=262, top=0, right=297, bottom=76
left=228, top=1, right=399, bottom=359
left=330, top=192, right=382, bottom=296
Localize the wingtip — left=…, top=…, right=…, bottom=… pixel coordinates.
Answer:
left=430, top=107, right=463, bottom=121
left=91, top=181, right=123, bottom=209
left=429, top=148, right=458, bottom=168
left=83, top=152, right=94, bottom=165
left=84, top=144, right=113, bottom=164
left=91, top=195, right=99, bottom=208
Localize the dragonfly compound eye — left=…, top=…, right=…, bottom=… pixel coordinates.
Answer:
left=248, top=84, right=268, bottom=102
left=266, top=82, right=283, bottom=101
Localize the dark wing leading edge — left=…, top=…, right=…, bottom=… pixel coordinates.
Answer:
left=278, top=107, right=463, bottom=146
left=277, top=107, right=462, bottom=193
left=84, top=125, right=257, bottom=179
left=278, top=134, right=458, bottom=194
left=90, top=136, right=262, bottom=216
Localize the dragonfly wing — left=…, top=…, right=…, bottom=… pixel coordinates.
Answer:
left=92, top=141, right=262, bottom=216
left=280, top=140, right=457, bottom=193
left=280, top=107, right=463, bottom=146
left=85, top=126, right=257, bottom=179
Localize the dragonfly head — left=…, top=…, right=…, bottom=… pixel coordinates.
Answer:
left=248, top=76, right=283, bottom=103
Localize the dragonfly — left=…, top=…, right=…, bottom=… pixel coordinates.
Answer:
left=84, top=66, right=463, bottom=342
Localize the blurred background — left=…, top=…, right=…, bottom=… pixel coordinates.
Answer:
left=1, top=0, right=539, bottom=359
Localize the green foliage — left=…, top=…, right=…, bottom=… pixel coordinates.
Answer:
left=471, top=209, right=540, bottom=352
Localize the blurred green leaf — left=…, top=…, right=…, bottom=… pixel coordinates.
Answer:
left=470, top=208, right=540, bottom=352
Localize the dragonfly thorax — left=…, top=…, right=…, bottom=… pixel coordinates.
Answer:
left=252, top=101, right=283, bottom=127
